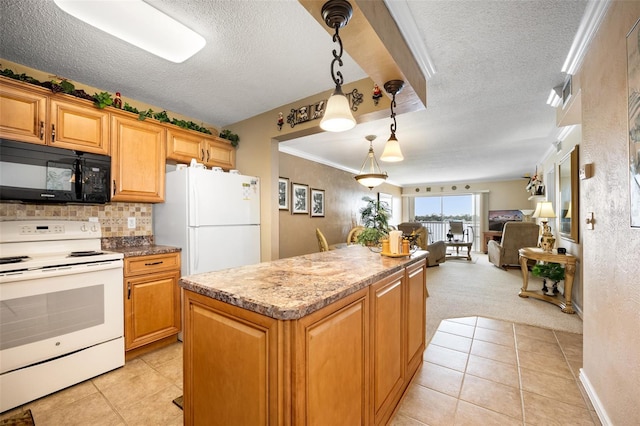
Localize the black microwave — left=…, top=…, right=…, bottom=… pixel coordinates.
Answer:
left=0, top=139, right=111, bottom=204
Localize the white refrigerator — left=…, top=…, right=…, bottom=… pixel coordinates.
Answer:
left=154, top=168, right=261, bottom=276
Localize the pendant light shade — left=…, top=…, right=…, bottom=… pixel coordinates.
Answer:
left=380, top=133, right=404, bottom=162
left=380, top=80, right=405, bottom=162
left=320, top=86, right=356, bottom=132
left=355, top=135, right=387, bottom=189
left=319, top=0, right=356, bottom=132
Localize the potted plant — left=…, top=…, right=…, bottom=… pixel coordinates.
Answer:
left=356, top=196, right=391, bottom=246
left=532, top=262, right=565, bottom=296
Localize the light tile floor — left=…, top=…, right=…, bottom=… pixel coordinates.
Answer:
left=1, top=316, right=598, bottom=425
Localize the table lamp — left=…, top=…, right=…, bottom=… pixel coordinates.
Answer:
left=532, top=201, right=557, bottom=252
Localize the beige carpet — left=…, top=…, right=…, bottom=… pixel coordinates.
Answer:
left=426, top=253, right=583, bottom=344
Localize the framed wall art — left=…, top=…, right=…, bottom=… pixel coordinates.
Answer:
left=311, top=188, right=325, bottom=217
left=292, top=183, right=309, bottom=214
left=278, top=177, right=289, bottom=210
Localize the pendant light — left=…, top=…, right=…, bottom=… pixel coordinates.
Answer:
left=355, top=135, right=388, bottom=189
left=319, top=0, right=357, bottom=132
left=380, top=80, right=405, bottom=162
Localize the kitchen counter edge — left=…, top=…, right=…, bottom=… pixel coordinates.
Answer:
left=180, top=245, right=428, bottom=321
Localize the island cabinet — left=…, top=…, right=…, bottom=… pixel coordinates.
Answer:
left=181, top=247, right=428, bottom=426
left=0, top=77, right=109, bottom=154
left=166, top=127, right=235, bottom=170
left=123, top=252, right=181, bottom=359
left=110, top=112, right=166, bottom=202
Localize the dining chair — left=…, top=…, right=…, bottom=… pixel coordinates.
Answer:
left=346, top=226, right=365, bottom=244
left=316, top=228, right=329, bottom=252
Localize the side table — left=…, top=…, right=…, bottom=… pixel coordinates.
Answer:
left=518, top=247, right=577, bottom=314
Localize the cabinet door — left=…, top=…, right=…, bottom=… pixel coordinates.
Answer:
left=295, top=288, right=370, bottom=425
left=183, top=290, right=279, bottom=426
left=203, top=137, right=235, bottom=169
left=0, top=79, right=47, bottom=144
left=111, top=114, right=166, bottom=202
left=405, top=260, right=427, bottom=376
left=370, top=270, right=405, bottom=424
left=166, top=128, right=205, bottom=164
left=124, top=270, right=180, bottom=351
left=49, top=98, right=109, bottom=154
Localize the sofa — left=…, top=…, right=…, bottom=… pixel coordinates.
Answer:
left=397, top=222, right=446, bottom=267
left=487, top=221, right=540, bottom=269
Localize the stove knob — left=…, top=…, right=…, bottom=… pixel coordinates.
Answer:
left=81, top=224, right=87, bottom=232
left=91, top=225, right=98, bottom=233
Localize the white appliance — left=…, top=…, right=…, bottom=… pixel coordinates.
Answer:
left=154, top=168, right=261, bottom=276
left=0, top=220, right=124, bottom=412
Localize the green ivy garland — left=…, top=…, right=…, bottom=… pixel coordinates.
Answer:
left=1, top=67, right=215, bottom=135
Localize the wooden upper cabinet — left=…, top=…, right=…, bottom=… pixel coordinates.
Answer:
left=166, top=127, right=236, bottom=170
left=110, top=113, right=166, bottom=203
left=203, top=137, right=235, bottom=170
left=166, top=128, right=206, bottom=164
left=0, top=78, right=109, bottom=154
left=49, top=98, right=109, bottom=155
left=0, top=79, right=48, bottom=145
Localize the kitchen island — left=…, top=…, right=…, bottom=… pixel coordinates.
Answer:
left=179, top=245, right=428, bottom=425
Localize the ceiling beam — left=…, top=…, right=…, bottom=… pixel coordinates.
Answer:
left=297, top=0, right=427, bottom=116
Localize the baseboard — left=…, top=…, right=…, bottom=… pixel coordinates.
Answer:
left=579, top=369, right=612, bottom=426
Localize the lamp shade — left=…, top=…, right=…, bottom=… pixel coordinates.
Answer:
left=355, top=135, right=387, bottom=189
left=532, top=201, right=556, bottom=219
left=355, top=174, right=387, bottom=189
left=320, top=87, right=356, bottom=132
left=520, top=209, right=535, bottom=216
left=380, top=134, right=404, bottom=162
left=564, top=202, right=572, bottom=218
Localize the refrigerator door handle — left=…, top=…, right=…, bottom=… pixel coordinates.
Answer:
left=192, top=230, right=199, bottom=272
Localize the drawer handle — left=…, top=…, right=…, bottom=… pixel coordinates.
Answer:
left=145, top=261, right=164, bottom=266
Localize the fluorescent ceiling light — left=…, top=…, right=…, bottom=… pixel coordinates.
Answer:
left=54, top=0, right=206, bottom=63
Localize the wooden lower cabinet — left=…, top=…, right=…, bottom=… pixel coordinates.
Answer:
left=183, top=291, right=280, bottom=426
left=371, top=270, right=406, bottom=424
left=406, top=260, right=427, bottom=376
left=123, top=253, right=181, bottom=358
left=294, top=289, right=370, bottom=425
left=183, top=259, right=427, bottom=425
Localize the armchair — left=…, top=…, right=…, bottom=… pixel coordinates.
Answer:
left=397, top=222, right=445, bottom=267
left=487, top=221, right=540, bottom=269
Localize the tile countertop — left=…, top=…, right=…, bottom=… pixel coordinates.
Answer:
left=180, top=245, right=428, bottom=320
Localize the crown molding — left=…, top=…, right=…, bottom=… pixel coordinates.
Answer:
left=383, top=0, right=437, bottom=79
left=561, top=0, right=612, bottom=75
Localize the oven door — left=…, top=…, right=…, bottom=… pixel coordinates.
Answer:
left=0, top=261, right=123, bottom=374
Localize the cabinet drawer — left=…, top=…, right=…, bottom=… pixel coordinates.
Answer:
left=124, top=252, right=180, bottom=276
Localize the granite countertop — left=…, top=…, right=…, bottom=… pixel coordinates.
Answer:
left=108, top=244, right=181, bottom=258
left=180, top=245, right=428, bottom=320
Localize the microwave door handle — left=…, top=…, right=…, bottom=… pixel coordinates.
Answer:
left=74, top=159, right=83, bottom=200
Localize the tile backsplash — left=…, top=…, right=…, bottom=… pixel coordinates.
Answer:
left=0, top=202, right=153, bottom=238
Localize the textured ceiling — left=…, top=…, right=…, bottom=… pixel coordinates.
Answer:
left=0, top=0, right=588, bottom=187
